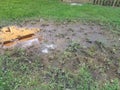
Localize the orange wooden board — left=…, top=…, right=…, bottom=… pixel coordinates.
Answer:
left=0, top=26, right=40, bottom=46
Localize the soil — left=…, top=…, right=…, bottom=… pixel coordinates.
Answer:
left=1, top=19, right=120, bottom=83
left=21, top=19, right=119, bottom=51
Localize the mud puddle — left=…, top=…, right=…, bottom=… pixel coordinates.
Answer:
left=19, top=19, right=119, bottom=51
left=1, top=19, right=120, bottom=83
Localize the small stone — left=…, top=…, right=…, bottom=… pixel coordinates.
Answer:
left=42, top=48, right=48, bottom=53
left=70, top=3, right=82, bottom=6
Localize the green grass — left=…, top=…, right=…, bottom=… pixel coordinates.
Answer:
left=0, top=47, right=120, bottom=90
left=0, top=0, right=120, bottom=25
left=0, top=0, right=120, bottom=90
left=0, top=53, right=119, bottom=90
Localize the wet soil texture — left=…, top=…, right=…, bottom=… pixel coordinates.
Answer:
left=1, top=19, right=120, bottom=82
left=20, top=20, right=119, bottom=51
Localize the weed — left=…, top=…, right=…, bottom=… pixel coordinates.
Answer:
left=102, top=79, right=120, bottom=90
left=66, top=41, right=80, bottom=52
left=0, top=47, right=120, bottom=90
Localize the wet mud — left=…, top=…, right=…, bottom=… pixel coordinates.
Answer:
left=1, top=19, right=120, bottom=83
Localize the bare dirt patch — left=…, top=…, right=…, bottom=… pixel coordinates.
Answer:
left=1, top=19, right=120, bottom=83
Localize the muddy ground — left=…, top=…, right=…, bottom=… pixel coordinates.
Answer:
left=1, top=19, right=120, bottom=85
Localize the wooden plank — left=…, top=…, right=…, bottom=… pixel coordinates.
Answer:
left=113, top=0, right=117, bottom=7
left=0, top=26, right=40, bottom=46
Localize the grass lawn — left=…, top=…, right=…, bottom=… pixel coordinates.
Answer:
left=0, top=0, right=120, bottom=90
left=0, top=0, right=120, bottom=25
